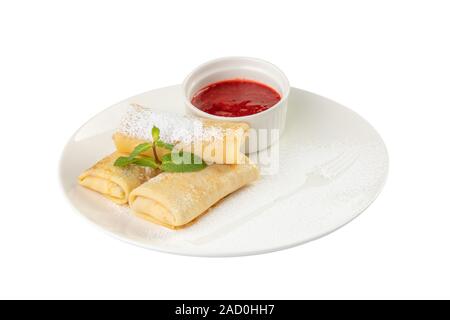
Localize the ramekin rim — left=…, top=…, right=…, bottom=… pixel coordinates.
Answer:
left=182, top=56, right=290, bottom=121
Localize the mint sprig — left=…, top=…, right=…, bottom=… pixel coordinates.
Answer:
left=114, top=126, right=207, bottom=173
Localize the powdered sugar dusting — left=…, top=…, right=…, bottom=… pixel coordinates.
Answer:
left=117, top=104, right=223, bottom=144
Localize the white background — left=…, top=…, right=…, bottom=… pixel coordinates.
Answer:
left=1, top=0, right=449, bottom=299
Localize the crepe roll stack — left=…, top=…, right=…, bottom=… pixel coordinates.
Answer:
left=78, top=152, right=158, bottom=204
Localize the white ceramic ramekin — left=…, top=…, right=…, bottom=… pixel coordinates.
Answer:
left=183, top=57, right=290, bottom=152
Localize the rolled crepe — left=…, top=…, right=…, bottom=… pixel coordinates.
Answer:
left=129, top=161, right=260, bottom=229
left=78, top=152, right=158, bottom=204
left=114, top=104, right=249, bottom=164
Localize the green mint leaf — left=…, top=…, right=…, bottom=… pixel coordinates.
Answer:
left=114, top=155, right=159, bottom=169
left=114, top=156, right=134, bottom=167
left=160, top=153, right=171, bottom=163
left=160, top=152, right=207, bottom=172
left=155, top=140, right=174, bottom=151
left=133, top=157, right=159, bottom=169
left=152, top=126, right=160, bottom=142
left=161, top=161, right=206, bottom=172
left=129, top=143, right=152, bottom=159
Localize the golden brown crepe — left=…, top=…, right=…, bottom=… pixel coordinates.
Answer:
left=78, top=152, right=158, bottom=204
left=129, top=161, right=260, bottom=229
left=113, top=105, right=249, bottom=164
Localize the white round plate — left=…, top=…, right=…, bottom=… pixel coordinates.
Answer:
left=60, top=85, right=388, bottom=257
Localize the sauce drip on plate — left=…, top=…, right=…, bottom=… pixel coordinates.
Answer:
left=191, top=79, right=281, bottom=117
